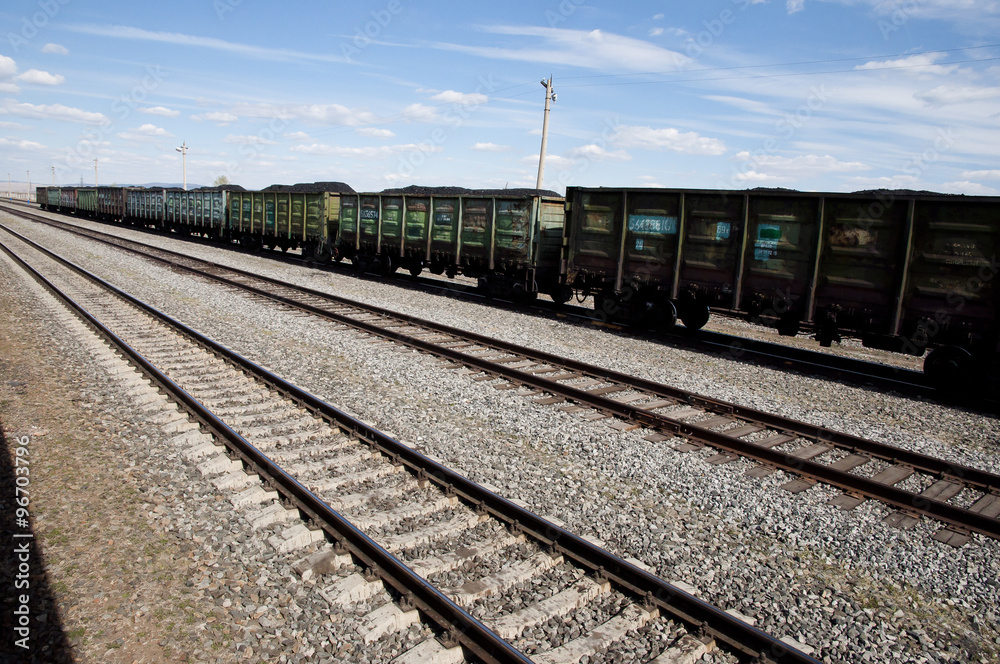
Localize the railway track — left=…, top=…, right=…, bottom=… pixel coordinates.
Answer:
left=5, top=216, right=1000, bottom=549
left=0, top=223, right=824, bottom=662
left=2, top=203, right=953, bottom=402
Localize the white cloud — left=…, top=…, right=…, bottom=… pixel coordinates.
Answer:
left=283, top=131, right=311, bottom=141
left=2, top=99, right=108, bottom=125
left=471, top=142, right=511, bottom=152
left=845, top=174, right=923, bottom=190
left=231, top=102, right=374, bottom=126
left=610, top=125, right=727, bottom=155
left=290, top=142, right=442, bottom=157
left=0, top=55, right=16, bottom=79
left=943, top=180, right=1000, bottom=195
left=192, top=111, right=238, bottom=126
left=399, top=103, right=439, bottom=123
left=223, top=134, right=276, bottom=145
left=16, top=69, right=65, bottom=85
left=734, top=152, right=870, bottom=181
left=432, top=25, right=691, bottom=72
left=961, top=169, right=1000, bottom=179
left=70, top=24, right=347, bottom=64
left=0, top=55, right=19, bottom=94
left=42, top=43, right=69, bottom=55
left=915, top=85, right=1000, bottom=107
left=649, top=27, right=664, bottom=37
left=855, top=53, right=959, bottom=76
left=140, top=106, right=180, bottom=117
left=787, top=0, right=805, bottom=13
left=357, top=127, right=395, bottom=139
left=565, top=144, right=631, bottom=162
left=0, top=137, right=46, bottom=151
left=118, top=123, right=174, bottom=141
left=430, top=90, right=488, bottom=105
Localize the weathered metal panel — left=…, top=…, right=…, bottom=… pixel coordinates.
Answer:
left=47, top=187, right=61, bottom=207
left=339, top=194, right=360, bottom=251
left=739, top=194, right=821, bottom=316
left=812, top=195, right=910, bottom=333
left=403, top=197, right=431, bottom=259
left=677, top=192, right=747, bottom=309
left=430, top=198, right=459, bottom=251
left=359, top=195, right=380, bottom=253
left=494, top=197, right=532, bottom=262
left=564, top=187, right=624, bottom=288
left=60, top=187, right=77, bottom=210
left=459, top=197, right=493, bottom=266
left=96, top=186, right=125, bottom=218
left=620, top=189, right=682, bottom=292
left=901, top=198, right=1000, bottom=349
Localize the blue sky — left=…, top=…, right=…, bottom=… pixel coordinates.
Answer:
left=2, top=0, right=999, bottom=194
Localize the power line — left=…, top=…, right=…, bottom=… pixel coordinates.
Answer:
left=556, top=43, right=1000, bottom=83
left=557, top=56, right=1000, bottom=89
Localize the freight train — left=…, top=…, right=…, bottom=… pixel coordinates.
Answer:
left=33, top=183, right=1000, bottom=387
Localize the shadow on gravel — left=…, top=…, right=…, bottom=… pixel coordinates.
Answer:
left=0, top=424, right=72, bottom=663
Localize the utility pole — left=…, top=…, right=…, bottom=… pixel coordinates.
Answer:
left=51, top=165, right=55, bottom=185
left=8, top=173, right=11, bottom=201
left=176, top=141, right=188, bottom=190
left=26, top=170, right=30, bottom=202
left=535, top=76, right=555, bottom=190
left=94, top=158, right=98, bottom=187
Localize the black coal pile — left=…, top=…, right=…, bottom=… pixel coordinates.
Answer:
left=262, top=182, right=356, bottom=194
left=193, top=184, right=247, bottom=192
left=379, top=185, right=561, bottom=198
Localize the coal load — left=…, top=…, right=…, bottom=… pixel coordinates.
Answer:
left=193, top=184, right=247, bottom=192
left=262, top=181, right=356, bottom=194
left=380, top=185, right=561, bottom=198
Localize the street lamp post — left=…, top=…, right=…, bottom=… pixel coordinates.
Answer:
left=176, top=141, right=188, bottom=190
left=94, top=158, right=98, bottom=187
left=536, top=76, right=556, bottom=190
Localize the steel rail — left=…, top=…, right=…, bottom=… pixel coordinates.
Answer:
left=0, top=228, right=823, bottom=663
left=7, top=215, right=998, bottom=541
left=0, top=233, right=534, bottom=664
left=8, top=215, right=979, bottom=484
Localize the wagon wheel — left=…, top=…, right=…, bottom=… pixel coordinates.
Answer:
left=680, top=303, right=711, bottom=331
left=924, top=345, right=974, bottom=392
left=551, top=284, right=573, bottom=305
left=644, top=298, right=677, bottom=331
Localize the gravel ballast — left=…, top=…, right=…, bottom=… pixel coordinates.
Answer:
left=3, top=210, right=999, bottom=663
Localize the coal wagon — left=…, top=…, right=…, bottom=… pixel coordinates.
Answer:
left=227, top=183, right=353, bottom=258
left=563, top=186, right=1000, bottom=382
left=338, top=187, right=566, bottom=300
